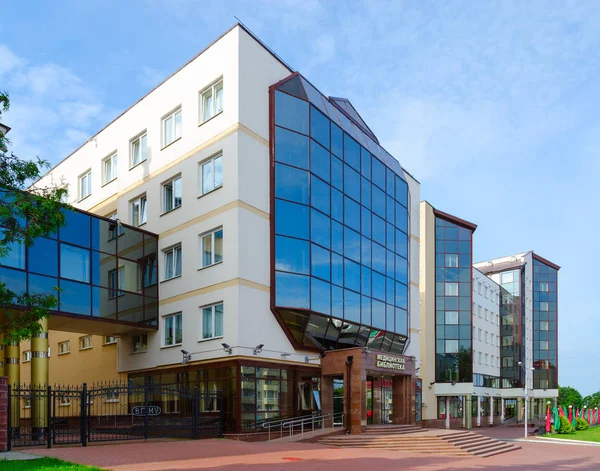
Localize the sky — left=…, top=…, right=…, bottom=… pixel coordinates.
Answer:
left=0, top=0, right=597, bottom=395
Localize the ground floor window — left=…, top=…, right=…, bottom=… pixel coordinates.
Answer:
left=438, top=396, right=464, bottom=419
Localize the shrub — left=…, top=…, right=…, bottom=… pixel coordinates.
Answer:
left=557, top=415, right=573, bottom=434
left=575, top=418, right=590, bottom=431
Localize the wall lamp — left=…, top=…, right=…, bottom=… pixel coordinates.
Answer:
left=281, top=352, right=291, bottom=357
left=181, top=349, right=192, bottom=364
left=221, top=343, right=232, bottom=354
left=253, top=344, right=264, bottom=355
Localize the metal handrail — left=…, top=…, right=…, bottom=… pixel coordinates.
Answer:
left=262, top=411, right=345, bottom=441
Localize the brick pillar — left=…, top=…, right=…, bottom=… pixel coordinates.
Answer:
left=0, top=377, right=8, bottom=452
left=391, top=375, right=414, bottom=425
left=373, top=380, right=382, bottom=425
left=348, top=361, right=364, bottom=435
left=321, top=377, right=333, bottom=424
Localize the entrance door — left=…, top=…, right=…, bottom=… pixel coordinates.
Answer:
left=366, top=377, right=373, bottom=425
left=382, top=378, right=393, bottom=424
left=333, top=378, right=344, bottom=426
left=297, top=375, right=320, bottom=416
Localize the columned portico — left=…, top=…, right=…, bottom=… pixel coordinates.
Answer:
left=321, top=347, right=416, bottom=435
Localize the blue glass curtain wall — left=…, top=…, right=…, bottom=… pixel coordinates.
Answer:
left=0, top=206, right=158, bottom=326
left=498, top=269, right=522, bottom=388
left=434, top=216, right=473, bottom=383
left=272, top=76, right=410, bottom=353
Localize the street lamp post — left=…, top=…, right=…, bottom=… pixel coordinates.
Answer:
left=518, top=361, right=535, bottom=438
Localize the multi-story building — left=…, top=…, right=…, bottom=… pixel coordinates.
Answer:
left=420, top=201, right=558, bottom=428
left=21, top=24, right=421, bottom=434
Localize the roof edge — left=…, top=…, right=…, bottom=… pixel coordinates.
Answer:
left=432, top=208, right=478, bottom=232
left=532, top=252, right=561, bottom=271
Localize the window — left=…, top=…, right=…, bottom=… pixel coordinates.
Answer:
left=478, top=282, right=482, bottom=295
left=58, top=341, right=70, bottom=355
left=79, top=335, right=92, bottom=350
left=540, top=302, right=549, bottom=311
left=485, top=331, right=489, bottom=343
left=105, top=389, right=119, bottom=403
left=201, top=303, right=223, bottom=340
left=484, top=286, right=488, bottom=298
left=107, top=212, right=124, bottom=238
left=445, top=254, right=458, bottom=267
left=478, top=352, right=482, bottom=363
left=162, top=107, right=182, bottom=147
left=478, top=305, right=482, bottom=318
left=102, top=153, right=118, bottom=185
left=132, top=333, right=147, bottom=353
left=201, top=154, right=223, bottom=194
left=200, top=79, right=223, bottom=123
left=131, top=195, right=147, bottom=226
left=104, top=336, right=117, bottom=345
left=164, top=245, right=182, bottom=280
left=164, top=312, right=183, bottom=346
left=200, top=228, right=223, bottom=268
left=163, top=176, right=182, bottom=213
left=130, top=132, right=147, bottom=167
left=540, top=282, right=549, bottom=292
left=444, top=283, right=458, bottom=296
left=22, top=351, right=31, bottom=362
left=478, top=329, right=482, bottom=341
left=108, top=266, right=125, bottom=298
left=540, top=321, right=549, bottom=331
left=485, top=354, right=489, bottom=365
left=79, top=171, right=92, bottom=200
left=540, top=341, right=549, bottom=350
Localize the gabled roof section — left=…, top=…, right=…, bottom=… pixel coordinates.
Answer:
left=329, top=97, right=378, bottom=144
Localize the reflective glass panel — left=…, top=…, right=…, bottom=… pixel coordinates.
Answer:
left=275, top=127, right=308, bottom=169
left=275, top=236, right=309, bottom=275
left=275, top=91, right=308, bottom=135
left=275, top=164, right=309, bottom=204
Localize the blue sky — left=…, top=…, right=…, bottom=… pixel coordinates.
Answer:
left=1, top=1, right=596, bottom=394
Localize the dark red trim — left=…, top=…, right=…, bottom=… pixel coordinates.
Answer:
left=532, top=253, right=561, bottom=271
left=432, top=208, right=477, bottom=232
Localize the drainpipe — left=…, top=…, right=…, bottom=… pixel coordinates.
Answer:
left=345, top=355, right=353, bottom=435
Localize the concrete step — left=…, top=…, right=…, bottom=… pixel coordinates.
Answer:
left=453, top=437, right=495, bottom=447
left=477, top=444, right=521, bottom=458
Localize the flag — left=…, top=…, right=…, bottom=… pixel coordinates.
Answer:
left=553, top=406, right=560, bottom=432
left=571, top=408, right=576, bottom=428
left=568, top=407, right=573, bottom=424
left=576, top=408, right=580, bottom=420
left=559, top=406, right=565, bottom=417
left=546, top=404, right=551, bottom=434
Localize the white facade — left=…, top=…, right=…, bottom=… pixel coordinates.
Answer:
left=472, top=269, right=501, bottom=378
left=33, top=25, right=421, bottom=377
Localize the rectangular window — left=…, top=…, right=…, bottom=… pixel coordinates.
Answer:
left=163, top=176, right=182, bottom=213
left=540, top=301, right=549, bottom=311
left=164, top=312, right=183, bottom=346
left=102, top=152, right=118, bottom=185
left=79, top=170, right=92, bottom=200
left=162, top=107, right=182, bottom=147
left=478, top=305, right=482, bottom=318
left=540, top=321, right=549, bottom=331
left=201, top=154, right=223, bottom=194
left=485, top=331, right=489, bottom=343
left=22, top=351, right=31, bottom=362
left=104, top=336, right=117, bottom=345
left=200, top=228, right=223, bottom=268
left=478, top=352, right=482, bottom=363
left=540, top=282, right=549, bottom=292
left=484, top=286, right=488, bottom=298
left=201, top=302, right=224, bottom=340
left=79, top=335, right=92, bottom=350
left=130, top=132, right=147, bottom=167
left=478, top=329, right=482, bottom=341
left=59, top=341, right=70, bottom=355
left=445, top=254, right=458, bottom=267
left=108, top=266, right=125, bottom=298
left=164, top=245, right=182, bottom=280
left=485, top=354, right=488, bottom=365
left=200, top=79, right=223, bottom=123
left=478, top=282, right=482, bottom=294
left=540, top=340, right=549, bottom=350
left=131, top=195, right=147, bottom=227
left=132, top=333, right=147, bottom=353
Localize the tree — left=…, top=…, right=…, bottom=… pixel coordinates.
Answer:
left=0, top=90, right=67, bottom=342
left=558, top=386, right=583, bottom=409
left=582, top=392, right=600, bottom=408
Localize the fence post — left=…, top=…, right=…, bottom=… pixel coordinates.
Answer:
left=81, top=383, right=87, bottom=447
left=46, top=386, right=52, bottom=449
left=193, top=387, right=199, bottom=440
left=143, top=383, right=149, bottom=441
left=218, top=393, right=224, bottom=438
left=7, top=384, right=11, bottom=452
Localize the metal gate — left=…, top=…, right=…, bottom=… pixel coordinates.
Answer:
left=7, top=383, right=223, bottom=450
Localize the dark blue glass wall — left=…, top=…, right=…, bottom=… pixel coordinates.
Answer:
left=498, top=269, right=522, bottom=388
left=0, top=205, right=158, bottom=327
left=434, top=216, right=472, bottom=382
left=271, top=75, right=410, bottom=353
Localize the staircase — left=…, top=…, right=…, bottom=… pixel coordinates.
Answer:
left=319, top=428, right=520, bottom=458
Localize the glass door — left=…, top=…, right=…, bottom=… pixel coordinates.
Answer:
left=366, top=377, right=373, bottom=424
left=333, top=378, right=344, bottom=425
left=382, top=378, right=393, bottom=424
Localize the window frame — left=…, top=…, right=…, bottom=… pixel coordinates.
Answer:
left=104, top=336, right=117, bottom=345
left=79, top=170, right=92, bottom=201
left=79, top=335, right=93, bottom=350
left=163, top=312, right=183, bottom=347
left=200, top=153, right=224, bottom=196
left=22, top=351, right=31, bottom=362
left=130, top=131, right=148, bottom=169
left=163, top=244, right=182, bottom=280
left=58, top=341, right=70, bottom=355
left=131, top=194, right=148, bottom=227
left=199, top=227, right=223, bottom=269
left=162, top=106, right=182, bottom=148
left=200, top=302, right=224, bottom=341
left=108, top=265, right=125, bottom=299
left=102, top=152, right=118, bottom=185
left=132, top=333, right=147, bottom=353
left=199, top=78, right=224, bottom=124
left=162, top=175, right=182, bottom=214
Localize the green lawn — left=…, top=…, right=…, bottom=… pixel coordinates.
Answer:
left=547, top=426, right=600, bottom=443
left=0, top=457, right=106, bottom=470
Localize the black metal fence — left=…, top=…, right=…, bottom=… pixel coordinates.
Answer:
left=7, top=383, right=223, bottom=450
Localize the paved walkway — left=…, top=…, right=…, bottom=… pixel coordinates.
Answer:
left=19, top=436, right=600, bottom=470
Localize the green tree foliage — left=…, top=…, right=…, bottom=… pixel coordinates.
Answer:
left=558, top=386, right=583, bottom=409
left=0, top=90, right=67, bottom=342
left=582, top=392, right=600, bottom=409
left=557, top=415, right=573, bottom=434
left=575, top=417, right=590, bottom=431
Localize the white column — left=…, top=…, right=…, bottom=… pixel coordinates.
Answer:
left=489, top=396, right=494, bottom=425
left=501, top=398, right=505, bottom=423
left=477, top=396, right=481, bottom=427
left=445, top=397, right=450, bottom=430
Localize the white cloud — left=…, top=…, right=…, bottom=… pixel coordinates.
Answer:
left=0, top=44, right=22, bottom=76
left=138, top=65, right=165, bottom=90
